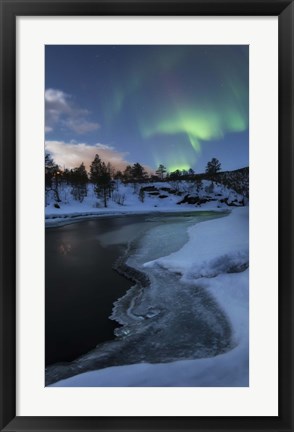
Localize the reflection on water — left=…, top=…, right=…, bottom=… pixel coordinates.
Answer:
left=46, top=215, right=149, bottom=366
left=58, top=242, right=72, bottom=255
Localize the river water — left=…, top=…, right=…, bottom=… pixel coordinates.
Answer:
left=46, top=211, right=232, bottom=385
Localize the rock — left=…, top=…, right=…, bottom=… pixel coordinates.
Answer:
left=177, top=194, right=210, bottom=205
left=141, top=186, right=158, bottom=192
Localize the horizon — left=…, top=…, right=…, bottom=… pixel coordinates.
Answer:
left=46, top=150, right=249, bottom=177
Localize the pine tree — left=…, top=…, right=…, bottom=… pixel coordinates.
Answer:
left=205, top=158, right=221, bottom=174
left=62, top=168, right=71, bottom=185
left=70, top=162, right=88, bottom=202
left=90, top=154, right=103, bottom=183
left=155, top=164, right=167, bottom=180
left=45, top=153, right=58, bottom=189
left=90, top=154, right=111, bottom=207
left=168, top=169, right=182, bottom=180
left=123, top=165, right=133, bottom=183
left=131, top=162, right=147, bottom=182
left=45, top=153, right=61, bottom=203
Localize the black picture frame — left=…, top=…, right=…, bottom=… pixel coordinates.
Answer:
left=0, top=0, right=293, bottom=431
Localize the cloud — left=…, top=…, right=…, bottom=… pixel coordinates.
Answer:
left=45, top=89, right=100, bottom=135
left=64, top=118, right=100, bottom=134
left=45, top=140, right=132, bottom=171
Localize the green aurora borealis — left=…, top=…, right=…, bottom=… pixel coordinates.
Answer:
left=46, top=45, right=249, bottom=172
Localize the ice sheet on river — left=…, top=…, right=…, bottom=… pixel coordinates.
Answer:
left=47, top=208, right=249, bottom=387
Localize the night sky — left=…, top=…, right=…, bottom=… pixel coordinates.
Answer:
left=45, top=45, right=249, bottom=173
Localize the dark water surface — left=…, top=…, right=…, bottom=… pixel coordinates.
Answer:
left=45, top=212, right=225, bottom=367
left=45, top=215, right=148, bottom=366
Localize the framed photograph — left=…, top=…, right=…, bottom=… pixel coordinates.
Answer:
left=0, top=0, right=293, bottom=431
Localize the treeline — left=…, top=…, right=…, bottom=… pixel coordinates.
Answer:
left=45, top=152, right=223, bottom=208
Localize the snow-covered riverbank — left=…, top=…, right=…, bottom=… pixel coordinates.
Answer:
left=51, top=207, right=249, bottom=387
left=45, top=180, right=246, bottom=227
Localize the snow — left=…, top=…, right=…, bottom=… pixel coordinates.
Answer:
left=51, top=342, right=248, bottom=387
left=45, top=180, right=245, bottom=227
left=145, top=207, right=248, bottom=279
left=50, top=207, right=249, bottom=387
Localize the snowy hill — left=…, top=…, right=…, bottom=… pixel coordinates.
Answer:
left=195, top=166, right=249, bottom=198
left=45, top=169, right=249, bottom=226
